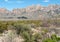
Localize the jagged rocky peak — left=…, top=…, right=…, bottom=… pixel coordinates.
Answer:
left=0, top=4, right=60, bottom=14
left=26, top=4, right=42, bottom=11
left=12, top=8, right=26, bottom=14
left=48, top=4, right=60, bottom=10
left=0, top=4, right=60, bottom=20
left=27, top=4, right=41, bottom=9
left=0, top=8, right=9, bottom=13
left=12, top=4, right=42, bottom=13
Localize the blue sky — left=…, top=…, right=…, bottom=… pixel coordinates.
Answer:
left=0, top=0, right=60, bottom=10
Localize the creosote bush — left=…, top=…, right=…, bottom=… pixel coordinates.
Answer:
left=43, top=34, right=60, bottom=42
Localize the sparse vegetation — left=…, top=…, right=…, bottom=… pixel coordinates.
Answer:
left=0, top=20, right=60, bottom=42
left=43, top=34, right=60, bottom=42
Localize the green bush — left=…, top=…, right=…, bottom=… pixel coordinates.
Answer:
left=43, top=34, right=60, bottom=42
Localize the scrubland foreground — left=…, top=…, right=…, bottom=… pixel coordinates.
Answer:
left=0, top=20, right=60, bottom=42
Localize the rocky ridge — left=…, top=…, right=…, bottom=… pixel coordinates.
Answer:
left=0, top=4, right=60, bottom=20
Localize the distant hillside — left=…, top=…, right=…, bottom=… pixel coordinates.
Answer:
left=0, top=4, right=60, bottom=20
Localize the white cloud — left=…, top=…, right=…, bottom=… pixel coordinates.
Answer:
left=43, top=0, right=49, bottom=2
left=4, top=0, right=24, bottom=3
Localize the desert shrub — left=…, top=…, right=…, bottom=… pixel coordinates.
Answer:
left=0, top=22, right=8, bottom=33
left=22, top=32, right=31, bottom=42
left=43, top=34, right=60, bottom=42
left=14, top=23, right=31, bottom=35
left=33, top=33, right=42, bottom=42
left=43, top=38, right=56, bottom=42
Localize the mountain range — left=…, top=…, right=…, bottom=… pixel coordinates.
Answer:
left=0, top=4, right=60, bottom=20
